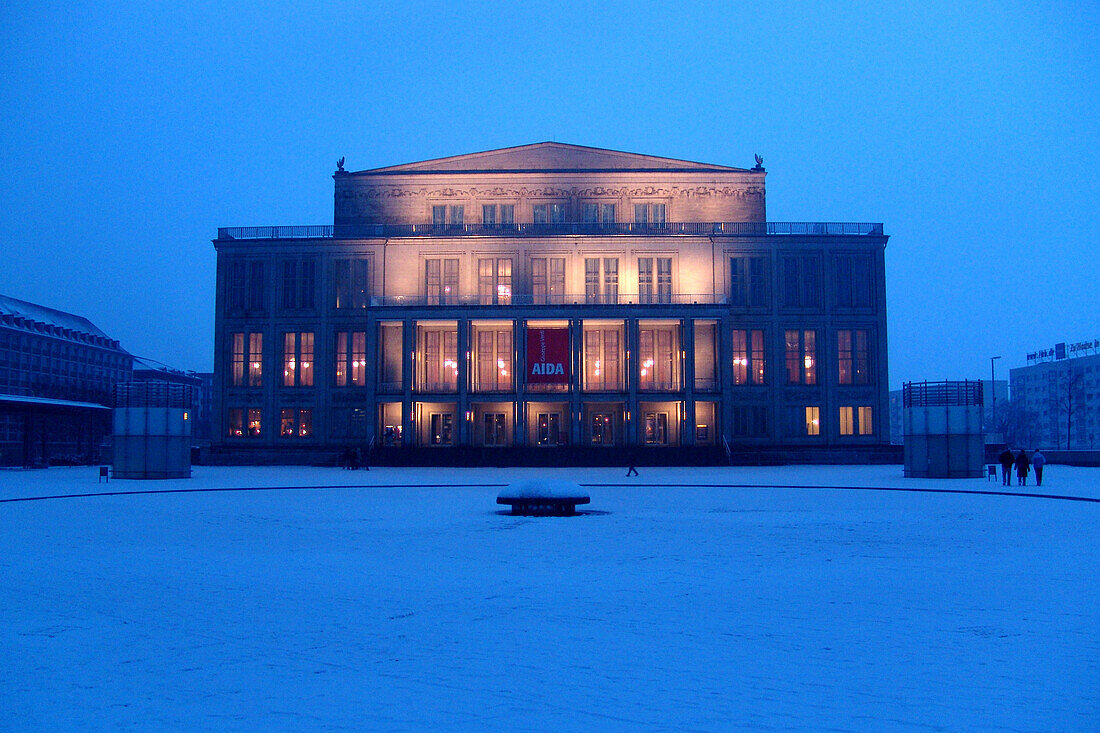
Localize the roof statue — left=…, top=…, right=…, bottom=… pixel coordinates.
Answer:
left=336, top=156, right=345, bottom=172
left=753, top=154, right=765, bottom=171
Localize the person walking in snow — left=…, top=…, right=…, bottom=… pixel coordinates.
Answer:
left=1031, top=450, right=1046, bottom=486
left=998, top=448, right=1014, bottom=486
left=1014, top=449, right=1030, bottom=486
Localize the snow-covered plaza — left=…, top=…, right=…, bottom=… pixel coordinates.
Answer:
left=2, top=464, right=1098, bottom=731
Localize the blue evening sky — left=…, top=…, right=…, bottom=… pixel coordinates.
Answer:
left=1, top=1, right=1097, bottom=384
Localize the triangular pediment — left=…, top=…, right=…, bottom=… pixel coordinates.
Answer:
left=356, top=142, right=749, bottom=174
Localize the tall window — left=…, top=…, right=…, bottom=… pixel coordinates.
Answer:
left=419, top=326, right=458, bottom=392
left=334, top=331, right=366, bottom=387
left=474, top=328, right=513, bottom=391
left=281, top=260, right=316, bottom=310
left=584, top=327, right=622, bottom=391
left=282, top=332, right=314, bottom=387
left=426, top=259, right=459, bottom=305
left=532, top=203, right=566, bottom=224
left=584, top=258, right=619, bottom=304
left=805, top=406, right=821, bottom=436
left=531, top=257, right=565, bottom=304
left=638, top=257, right=672, bottom=304
left=499, top=204, right=514, bottom=225
left=835, top=255, right=873, bottom=308
left=229, top=261, right=265, bottom=312
left=838, top=330, right=870, bottom=385
left=634, top=203, right=666, bottom=225
left=231, top=333, right=263, bottom=387
left=785, top=330, right=817, bottom=385
left=280, top=408, right=313, bottom=438
left=639, top=327, right=677, bottom=390
left=334, top=259, right=369, bottom=309
left=478, top=258, right=512, bottom=305
left=781, top=255, right=822, bottom=308
left=732, top=329, right=766, bottom=385
left=730, top=256, right=768, bottom=307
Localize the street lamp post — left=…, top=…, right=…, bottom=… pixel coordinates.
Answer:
left=990, top=355, right=1002, bottom=436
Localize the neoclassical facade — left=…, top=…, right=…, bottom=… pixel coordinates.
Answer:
left=212, top=142, right=890, bottom=463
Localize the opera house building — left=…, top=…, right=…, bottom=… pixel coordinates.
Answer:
left=211, top=142, right=889, bottom=464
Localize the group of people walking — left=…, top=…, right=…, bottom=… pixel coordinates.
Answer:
left=998, top=448, right=1046, bottom=486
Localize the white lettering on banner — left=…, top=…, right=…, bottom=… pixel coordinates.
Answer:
left=530, top=363, right=566, bottom=375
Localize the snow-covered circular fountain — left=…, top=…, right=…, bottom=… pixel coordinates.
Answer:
left=497, top=479, right=590, bottom=516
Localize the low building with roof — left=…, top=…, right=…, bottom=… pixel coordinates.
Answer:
left=0, top=294, right=133, bottom=465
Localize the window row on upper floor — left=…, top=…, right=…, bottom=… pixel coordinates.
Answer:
left=431, top=202, right=668, bottom=226
left=225, top=251, right=878, bottom=314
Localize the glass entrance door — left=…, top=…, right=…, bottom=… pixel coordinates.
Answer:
left=591, top=412, right=614, bottom=445
left=644, top=412, right=668, bottom=445
left=483, top=413, right=506, bottom=446
left=429, top=413, right=454, bottom=445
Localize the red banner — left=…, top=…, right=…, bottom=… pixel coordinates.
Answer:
left=526, top=327, right=570, bottom=384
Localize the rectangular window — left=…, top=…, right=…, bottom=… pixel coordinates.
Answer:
left=430, top=413, right=454, bottom=445
left=839, top=406, right=854, bottom=435
left=730, top=256, right=768, bottom=307
left=639, top=327, right=677, bottom=390
left=334, top=259, right=369, bottom=309
left=500, top=204, right=514, bottom=225
left=477, top=258, right=512, bottom=305
left=634, top=203, right=648, bottom=224
left=280, top=408, right=313, bottom=438
left=280, top=260, right=316, bottom=311
left=638, top=258, right=653, bottom=303
left=474, top=328, right=512, bottom=391
left=634, top=203, right=666, bottom=225
left=582, top=203, right=598, bottom=223
left=249, top=261, right=264, bottom=311
left=838, top=329, right=870, bottom=385
left=836, top=255, right=873, bottom=308
left=785, top=330, right=817, bottom=385
left=334, top=331, right=366, bottom=387
left=805, top=406, right=821, bottom=436
left=732, top=406, right=769, bottom=436
left=644, top=412, right=668, bottom=445
left=657, top=257, right=672, bottom=303
left=419, top=327, right=458, bottom=392
left=858, top=406, right=873, bottom=435
left=450, top=205, right=464, bottom=226
left=426, top=259, right=459, bottom=305
left=782, top=255, right=822, bottom=309
left=432, top=205, right=446, bottom=226
left=282, top=332, right=314, bottom=387
left=532, top=204, right=566, bottom=224
left=531, top=257, right=565, bottom=304
left=732, top=329, right=766, bottom=385
left=248, top=333, right=263, bottom=386
left=228, top=408, right=244, bottom=437
left=247, top=408, right=262, bottom=437
left=231, top=333, right=246, bottom=386
left=482, top=204, right=496, bottom=226
left=230, top=261, right=247, bottom=310
left=584, top=328, right=622, bottom=391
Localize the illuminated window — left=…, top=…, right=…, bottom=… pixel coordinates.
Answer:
left=282, top=332, right=314, bottom=387
left=838, top=330, right=870, bottom=385
left=474, top=327, right=513, bottom=392
left=334, top=332, right=366, bottom=387
left=637, top=258, right=671, bottom=304
left=785, top=330, right=817, bottom=385
left=858, top=406, right=874, bottom=435
left=839, top=406, right=854, bottom=435
left=732, top=329, right=766, bottom=385
left=230, top=332, right=263, bottom=387
left=426, top=259, right=459, bottom=305
left=639, top=326, right=678, bottom=391
left=280, top=408, right=313, bottom=438
left=247, top=408, right=262, bottom=437
left=228, top=408, right=244, bottom=437
left=478, top=258, right=512, bottom=305
left=419, top=326, right=458, bottom=392
left=584, top=327, right=622, bottom=391
left=805, top=406, right=820, bottom=436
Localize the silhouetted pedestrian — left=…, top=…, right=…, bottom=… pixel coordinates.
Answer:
left=998, top=448, right=1014, bottom=486
left=1014, top=449, right=1030, bottom=486
left=1032, top=450, right=1046, bottom=486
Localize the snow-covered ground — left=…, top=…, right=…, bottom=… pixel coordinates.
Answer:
left=1, top=464, right=1097, bottom=731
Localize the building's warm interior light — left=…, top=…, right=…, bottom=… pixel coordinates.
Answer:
left=805, top=356, right=814, bottom=369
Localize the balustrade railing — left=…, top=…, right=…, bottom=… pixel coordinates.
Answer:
left=217, top=221, right=884, bottom=240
